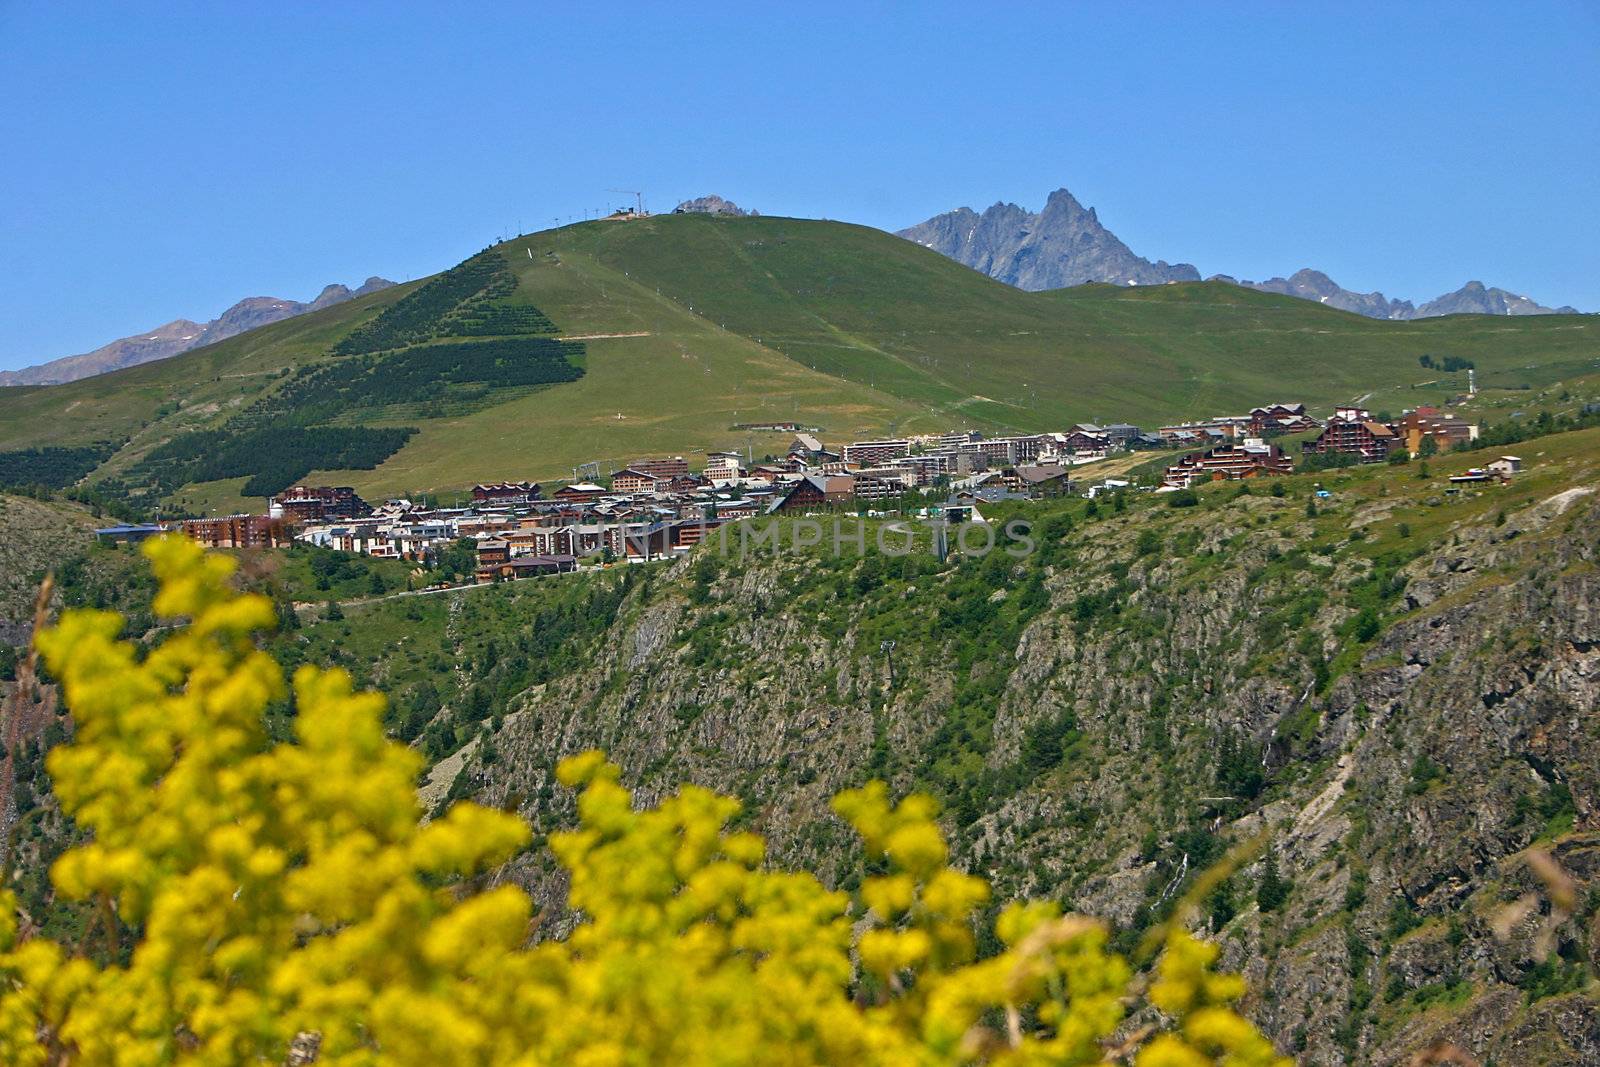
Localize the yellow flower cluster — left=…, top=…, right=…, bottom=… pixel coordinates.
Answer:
left=0, top=537, right=1289, bottom=1066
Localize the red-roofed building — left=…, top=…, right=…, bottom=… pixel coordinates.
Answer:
left=627, top=456, right=690, bottom=478
left=1303, top=409, right=1399, bottom=462
left=269, top=486, right=372, bottom=523
left=1249, top=404, right=1320, bottom=436
left=610, top=468, right=664, bottom=494
left=1163, top=440, right=1293, bottom=488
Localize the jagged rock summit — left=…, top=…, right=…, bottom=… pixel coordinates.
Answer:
left=0, top=277, right=396, bottom=387
left=673, top=195, right=755, bottom=217
left=897, top=187, right=1201, bottom=291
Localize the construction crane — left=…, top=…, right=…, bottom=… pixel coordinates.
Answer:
left=607, top=188, right=646, bottom=216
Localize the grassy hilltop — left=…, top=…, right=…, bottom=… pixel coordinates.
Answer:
left=0, top=213, right=1595, bottom=509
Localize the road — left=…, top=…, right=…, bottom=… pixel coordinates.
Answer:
left=295, top=561, right=616, bottom=614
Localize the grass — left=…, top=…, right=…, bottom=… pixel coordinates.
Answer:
left=575, top=215, right=1598, bottom=430
left=331, top=236, right=921, bottom=498
left=0, top=283, right=415, bottom=456
left=2, top=213, right=1596, bottom=505
left=164, top=477, right=259, bottom=517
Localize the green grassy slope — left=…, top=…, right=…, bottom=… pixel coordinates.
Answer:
left=578, top=214, right=1598, bottom=427
left=334, top=231, right=922, bottom=497
left=1, top=214, right=1595, bottom=506
left=0, top=283, right=416, bottom=456
left=325, top=217, right=1600, bottom=498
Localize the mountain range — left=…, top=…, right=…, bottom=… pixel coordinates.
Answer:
left=899, top=188, right=1581, bottom=319
left=0, top=277, right=394, bottom=387
left=1210, top=269, right=1581, bottom=320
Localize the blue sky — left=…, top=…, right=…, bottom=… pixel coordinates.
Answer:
left=2, top=1, right=1596, bottom=370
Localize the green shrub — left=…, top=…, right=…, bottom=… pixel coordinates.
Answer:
left=1256, top=851, right=1291, bottom=913
left=1386, top=898, right=1421, bottom=939
left=1020, top=710, right=1081, bottom=777
left=1407, top=754, right=1446, bottom=795
left=1521, top=954, right=1585, bottom=1003
left=1348, top=608, right=1381, bottom=643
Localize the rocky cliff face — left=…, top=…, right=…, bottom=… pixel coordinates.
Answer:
left=898, top=189, right=1201, bottom=290
left=427, top=439, right=1600, bottom=1065
left=0, top=276, right=395, bottom=387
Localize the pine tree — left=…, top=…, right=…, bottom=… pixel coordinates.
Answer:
left=1257, top=849, right=1292, bottom=912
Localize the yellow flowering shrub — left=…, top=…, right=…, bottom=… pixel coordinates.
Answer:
left=0, top=537, right=1289, bottom=1066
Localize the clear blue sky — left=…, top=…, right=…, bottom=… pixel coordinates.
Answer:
left=2, top=1, right=1597, bottom=370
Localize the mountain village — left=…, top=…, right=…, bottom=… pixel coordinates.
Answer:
left=89, top=399, right=1523, bottom=588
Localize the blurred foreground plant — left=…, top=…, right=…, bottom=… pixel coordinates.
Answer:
left=0, top=537, right=1287, bottom=1066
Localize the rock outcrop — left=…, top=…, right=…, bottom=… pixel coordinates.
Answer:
left=673, top=195, right=754, bottom=217
left=1413, top=280, right=1579, bottom=318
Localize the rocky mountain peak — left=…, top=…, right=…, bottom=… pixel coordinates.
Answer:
left=310, top=283, right=354, bottom=311
left=1040, top=187, right=1095, bottom=222
left=1219, top=269, right=1578, bottom=320
left=1413, top=280, right=1578, bottom=318
left=897, top=188, right=1200, bottom=291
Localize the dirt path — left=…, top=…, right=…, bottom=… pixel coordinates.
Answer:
left=557, top=331, right=652, bottom=341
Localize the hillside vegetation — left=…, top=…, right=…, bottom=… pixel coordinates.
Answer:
left=0, top=493, right=100, bottom=643
left=420, top=429, right=1600, bottom=1064
left=2, top=535, right=1287, bottom=1065
left=12, top=424, right=1598, bottom=1064
left=0, top=215, right=1595, bottom=509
